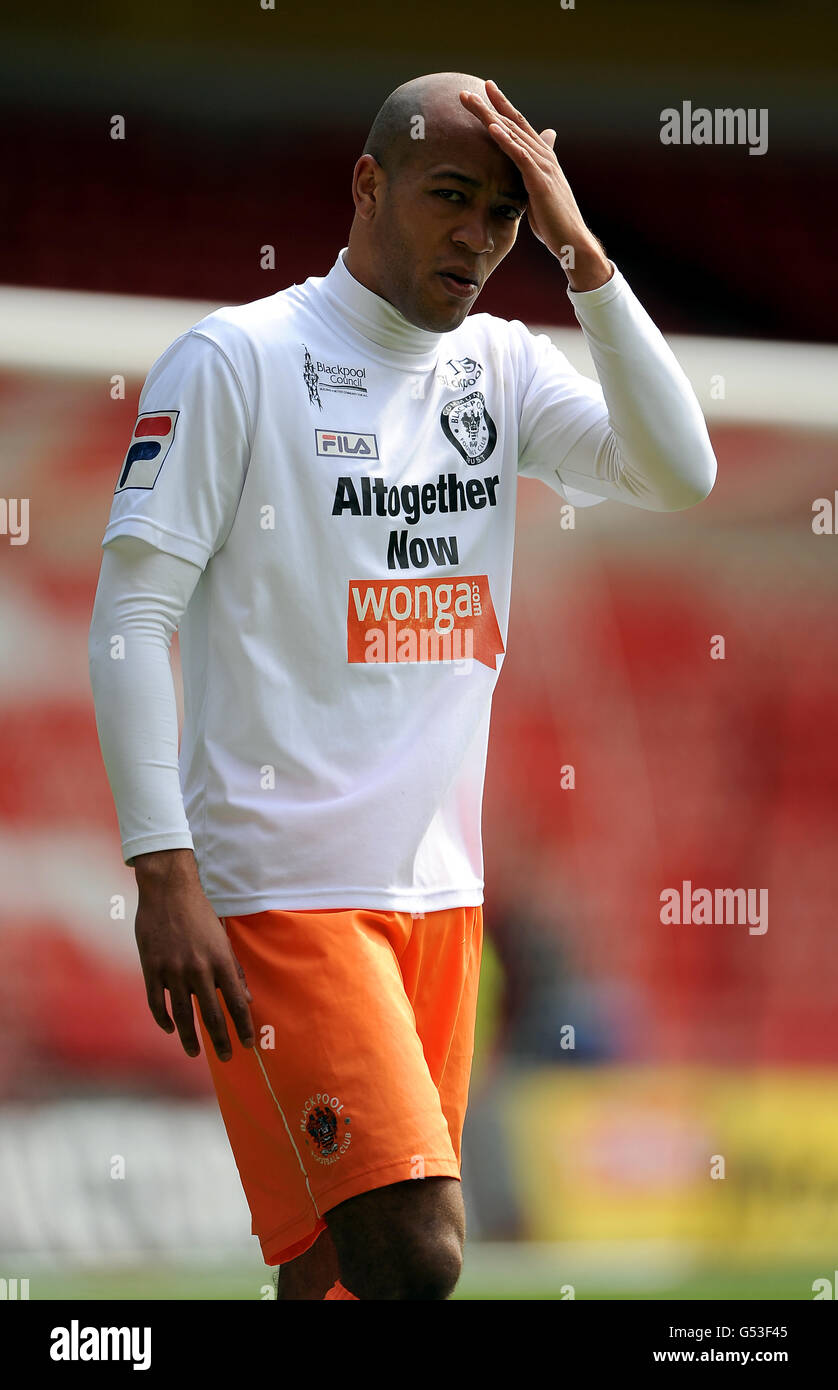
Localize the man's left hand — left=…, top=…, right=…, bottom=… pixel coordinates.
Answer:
left=460, top=80, right=613, bottom=291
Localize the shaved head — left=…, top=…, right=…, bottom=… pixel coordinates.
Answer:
left=347, top=71, right=528, bottom=331
left=363, top=72, right=490, bottom=177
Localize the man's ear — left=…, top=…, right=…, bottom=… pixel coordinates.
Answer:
left=352, top=154, right=384, bottom=220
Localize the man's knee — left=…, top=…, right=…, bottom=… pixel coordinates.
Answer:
left=403, top=1225, right=463, bottom=1300
left=326, top=1177, right=465, bottom=1300
left=342, top=1215, right=463, bottom=1300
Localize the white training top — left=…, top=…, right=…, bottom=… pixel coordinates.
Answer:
left=89, top=248, right=716, bottom=915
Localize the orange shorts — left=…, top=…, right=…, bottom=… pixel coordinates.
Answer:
left=198, top=904, right=483, bottom=1266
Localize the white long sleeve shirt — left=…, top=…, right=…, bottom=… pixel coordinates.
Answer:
left=89, top=248, right=716, bottom=915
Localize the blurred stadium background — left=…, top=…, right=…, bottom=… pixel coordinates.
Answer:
left=1, top=1, right=837, bottom=1300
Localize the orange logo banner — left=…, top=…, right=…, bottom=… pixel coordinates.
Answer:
left=347, top=574, right=504, bottom=669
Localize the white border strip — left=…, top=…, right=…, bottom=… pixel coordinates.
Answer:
left=1, top=284, right=836, bottom=428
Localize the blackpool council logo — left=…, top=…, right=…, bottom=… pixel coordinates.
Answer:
left=302, top=344, right=368, bottom=411
left=440, top=391, right=497, bottom=465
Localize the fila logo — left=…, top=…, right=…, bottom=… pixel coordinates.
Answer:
left=116, top=411, right=179, bottom=492
left=315, top=430, right=379, bottom=460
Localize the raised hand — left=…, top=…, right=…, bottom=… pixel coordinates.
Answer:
left=460, top=80, right=612, bottom=290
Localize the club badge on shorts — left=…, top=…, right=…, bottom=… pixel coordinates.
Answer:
left=300, top=1091, right=352, bottom=1166
left=440, top=391, right=497, bottom=466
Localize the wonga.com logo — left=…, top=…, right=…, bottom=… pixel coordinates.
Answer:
left=347, top=574, right=504, bottom=669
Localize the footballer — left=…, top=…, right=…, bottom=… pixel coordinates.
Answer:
left=89, top=73, right=716, bottom=1300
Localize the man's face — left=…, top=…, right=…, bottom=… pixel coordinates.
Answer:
left=364, top=122, right=528, bottom=333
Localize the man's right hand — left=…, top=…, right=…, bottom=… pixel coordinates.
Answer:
left=133, top=848, right=256, bottom=1062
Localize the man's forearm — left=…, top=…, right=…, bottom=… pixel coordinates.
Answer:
left=560, top=266, right=717, bottom=510
left=88, top=538, right=201, bottom=867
